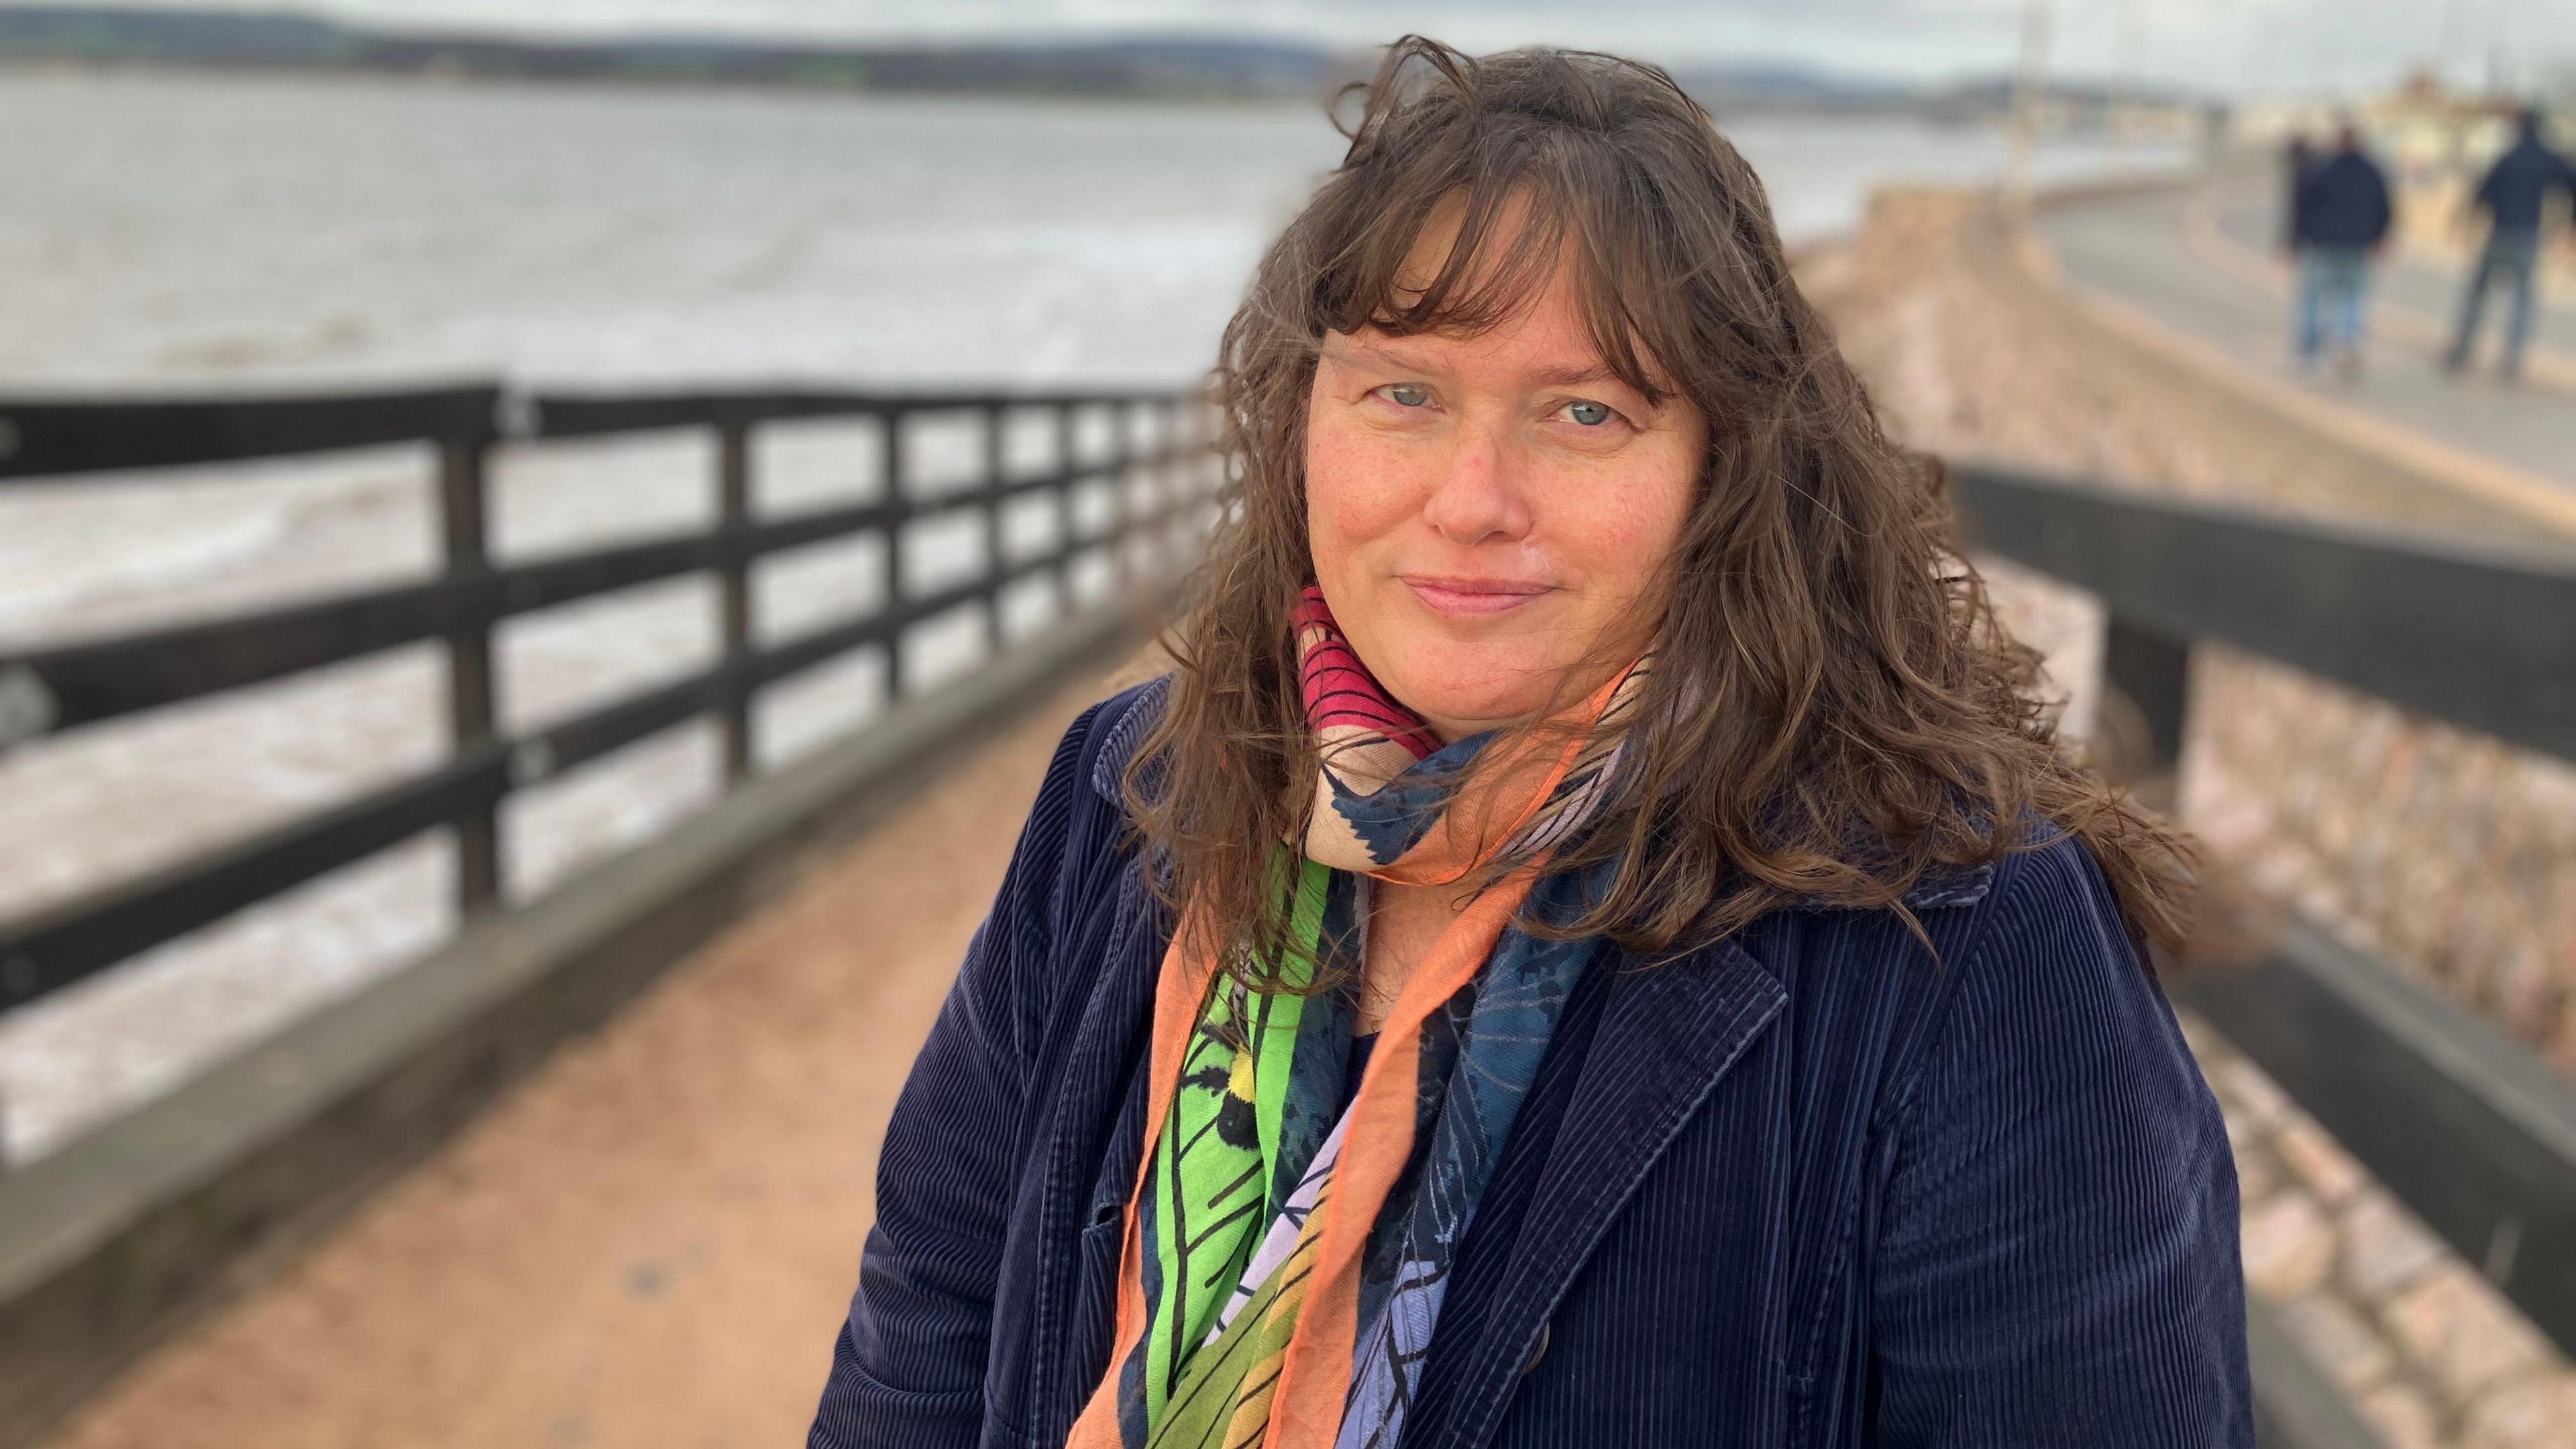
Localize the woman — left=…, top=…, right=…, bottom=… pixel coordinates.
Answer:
left=811, top=38, right=2249, bottom=1449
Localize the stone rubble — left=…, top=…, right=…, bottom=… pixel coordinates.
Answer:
left=2198, top=1017, right=2576, bottom=1449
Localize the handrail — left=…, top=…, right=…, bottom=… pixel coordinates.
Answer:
left=0, top=382, right=1212, bottom=1014
left=0, top=386, right=502, bottom=479
left=1947, top=462, right=2576, bottom=767
left=523, top=386, right=1199, bottom=437
left=8, top=454, right=1136, bottom=737
left=0, top=384, right=1197, bottom=480
left=1946, top=460, right=2576, bottom=1360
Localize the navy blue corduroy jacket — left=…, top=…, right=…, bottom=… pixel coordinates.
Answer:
left=810, top=680, right=2253, bottom=1448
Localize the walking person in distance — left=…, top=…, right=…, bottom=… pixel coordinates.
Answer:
left=2295, top=121, right=2396, bottom=382
left=810, top=37, right=2251, bottom=1449
left=2446, top=107, right=2575, bottom=383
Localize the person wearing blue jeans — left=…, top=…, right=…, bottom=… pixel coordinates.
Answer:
left=2447, top=107, right=2575, bottom=382
left=2299, top=248, right=2374, bottom=372
left=2293, top=124, right=2394, bottom=380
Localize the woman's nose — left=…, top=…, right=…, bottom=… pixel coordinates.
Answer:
left=1421, top=417, right=1532, bottom=546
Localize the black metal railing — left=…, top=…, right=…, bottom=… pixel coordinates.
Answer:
left=0, top=382, right=1214, bottom=1014
left=1948, top=462, right=2576, bottom=1368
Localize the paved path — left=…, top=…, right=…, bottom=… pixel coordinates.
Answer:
left=35, top=667, right=1137, bottom=1449
left=2037, top=170, right=2576, bottom=502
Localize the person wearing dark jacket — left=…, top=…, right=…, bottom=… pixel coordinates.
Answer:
left=2447, top=107, right=2575, bottom=380
left=808, top=39, right=2249, bottom=1449
left=2295, top=124, right=2395, bottom=379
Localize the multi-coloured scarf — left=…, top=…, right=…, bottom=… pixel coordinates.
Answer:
left=1068, top=586, right=1646, bottom=1449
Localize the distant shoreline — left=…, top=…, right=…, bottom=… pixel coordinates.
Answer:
left=0, top=56, right=2186, bottom=134
left=0, top=4, right=2221, bottom=125
left=0, top=55, right=1348, bottom=109
left=0, top=6, right=1352, bottom=104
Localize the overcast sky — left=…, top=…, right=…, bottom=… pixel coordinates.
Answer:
left=34, top=0, right=2576, bottom=97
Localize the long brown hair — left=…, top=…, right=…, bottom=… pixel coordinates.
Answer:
left=1129, top=37, right=2195, bottom=976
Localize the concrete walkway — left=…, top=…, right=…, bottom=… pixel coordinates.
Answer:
left=2037, top=168, right=2576, bottom=504
left=34, top=669, right=1132, bottom=1449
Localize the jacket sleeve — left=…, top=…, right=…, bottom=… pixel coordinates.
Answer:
left=2477, top=155, right=2507, bottom=216
left=807, top=700, right=1112, bottom=1448
left=1866, top=837, right=2254, bottom=1448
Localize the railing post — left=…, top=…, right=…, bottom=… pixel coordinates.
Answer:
left=1196, top=398, right=1214, bottom=511
left=716, top=417, right=754, bottom=782
left=1109, top=402, right=1133, bottom=591
left=1161, top=396, right=1186, bottom=563
left=438, top=431, right=502, bottom=912
left=1189, top=395, right=1214, bottom=511
left=881, top=408, right=908, bottom=700
left=1056, top=402, right=1081, bottom=614
left=983, top=403, right=1008, bottom=657
left=2100, top=613, right=2192, bottom=805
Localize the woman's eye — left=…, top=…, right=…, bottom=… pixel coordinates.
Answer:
left=1564, top=400, right=1616, bottom=427
left=1383, top=383, right=1432, bottom=408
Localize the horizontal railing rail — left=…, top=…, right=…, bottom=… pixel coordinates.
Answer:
left=521, top=386, right=1201, bottom=438
left=9, top=455, right=1152, bottom=737
left=0, top=381, right=1213, bottom=1019
left=0, top=386, right=504, bottom=479
left=1947, top=460, right=2576, bottom=1361
left=1948, top=462, right=2576, bottom=765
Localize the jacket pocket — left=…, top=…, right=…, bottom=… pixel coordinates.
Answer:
left=1781, top=1368, right=1819, bottom=1448
left=1056, top=1211, right=1128, bottom=1424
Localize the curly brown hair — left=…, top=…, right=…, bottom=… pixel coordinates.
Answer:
left=1128, top=36, right=2196, bottom=976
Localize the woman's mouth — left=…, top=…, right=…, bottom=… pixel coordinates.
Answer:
left=1399, top=574, right=1556, bottom=618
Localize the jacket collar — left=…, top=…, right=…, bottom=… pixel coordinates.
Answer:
left=1087, top=674, right=1171, bottom=807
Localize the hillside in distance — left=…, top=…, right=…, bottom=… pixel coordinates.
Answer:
left=0, top=4, right=2214, bottom=118
left=0, top=5, right=1342, bottom=98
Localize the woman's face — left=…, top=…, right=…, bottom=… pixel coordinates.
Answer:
left=1305, top=258, right=1705, bottom=743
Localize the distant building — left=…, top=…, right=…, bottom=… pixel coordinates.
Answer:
left=2234, top=68, right=2563, bottom=185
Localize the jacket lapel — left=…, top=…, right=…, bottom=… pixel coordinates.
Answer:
left=1425, top=934, right=1788, bottom=1449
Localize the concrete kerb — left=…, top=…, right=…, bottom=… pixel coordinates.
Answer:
left=0, top=591, right=1165, bottom=1449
